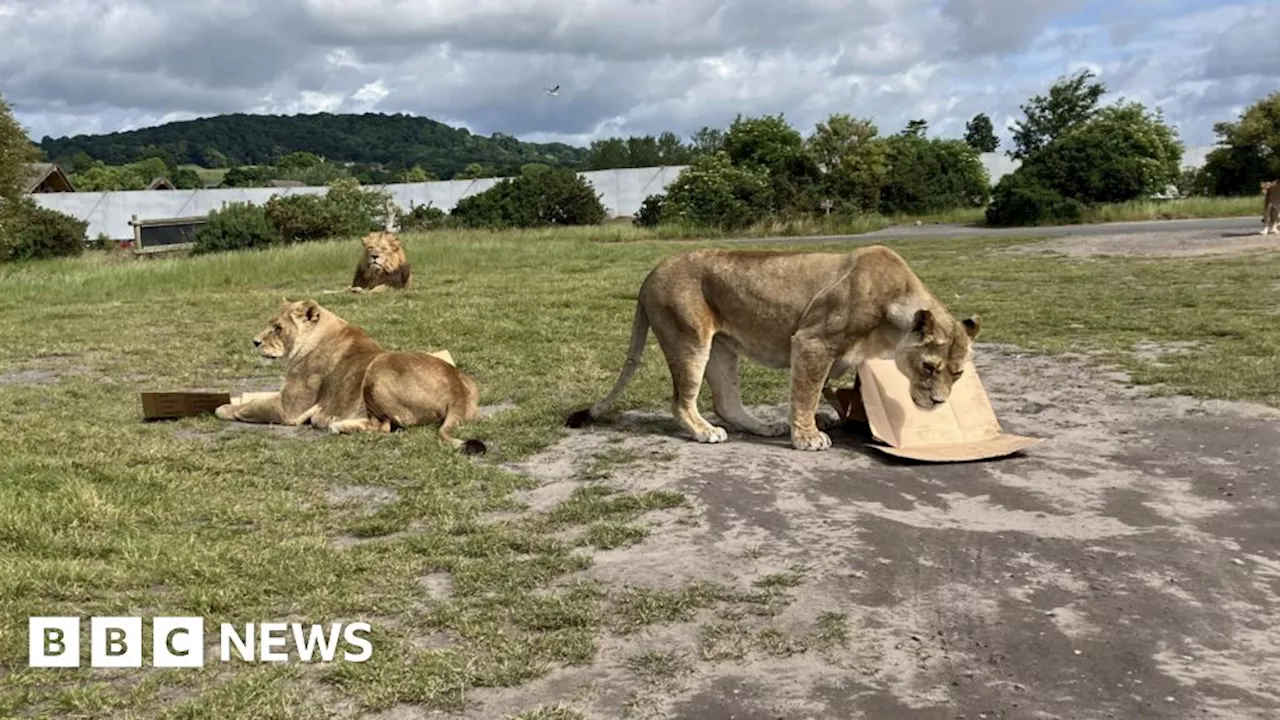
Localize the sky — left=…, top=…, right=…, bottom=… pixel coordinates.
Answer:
left=0, top=0, right=1275, bottom=152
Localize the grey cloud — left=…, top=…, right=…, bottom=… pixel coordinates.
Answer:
left=941, top=0, right=1089, bottom=56
left=1198, top=12, right=1280, bottom=82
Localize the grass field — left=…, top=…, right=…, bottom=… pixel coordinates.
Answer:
left=2, top=226, right=1279, bottom=718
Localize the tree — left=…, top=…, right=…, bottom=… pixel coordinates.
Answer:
left=0, top=94, right=40, bottom=202
left=987, top=100, right=1183, bottom=224
left=964, top=113, right=999, bottom=153
left=584, top=138, right=630, bottom=170
left=1008, top=69, right=1107, bottom=160
left=1021, top=102, right=1183, bottom=204
left=805, top=114, right=889, bottom=213
left=625, top=136, right=661, bottom=167
left=656, top=131, right=691, bottom=165
left=689, top=126, right=726, bottom=156
left=1198, top=91, right=1280, bottom=196
left=661, top=151, right=774, bottom=230
left=723, top=113, right=819, bottom=211
left=903, top=119, right=929, bottom=138
left=879, top=134, right=990, bottom=215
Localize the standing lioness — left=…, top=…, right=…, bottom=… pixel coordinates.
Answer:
left=215, top=299, right=486, bottom=454
left=566, top=245, right=980, bottom=451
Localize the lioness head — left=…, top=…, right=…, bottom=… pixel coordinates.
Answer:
left=361, top=231, right=404, bottom=272
left=251, top=298, right=326, bottom=360
left=894, top=309, right=981, bottom=410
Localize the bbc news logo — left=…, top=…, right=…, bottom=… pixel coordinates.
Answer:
left=29, top=617, right=373, bottom=668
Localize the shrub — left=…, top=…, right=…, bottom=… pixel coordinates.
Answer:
left=193, top=202, right=281, bottom=254
left=399, top=203, right=447, bottom=231
left=1018, top=102, right=1182, bottom=205
left=879, top=135, right=990, bottom=216
left=323, top=178, right=396, bottom=237
left=985, top=172, right=1084, bottom=227
left=451, top=167, right=606, bottom=229
left=263, top=193, right=337, bottom=243
left=633, top=193, right=666, bottom=228
left=0, top=197, right=88, bottom=262
left=660, top=152, right=774, bottom=230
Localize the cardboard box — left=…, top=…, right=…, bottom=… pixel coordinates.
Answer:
left=826, top=357, right=1042, bottom=462
left=140, top=350, right=458, bottom=420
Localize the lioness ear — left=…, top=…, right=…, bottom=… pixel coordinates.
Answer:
left=962, top=315, right=981, bottom=340
left=911, top=309, right=935, bottom=337
left=300, top=300, right=322, bottom=323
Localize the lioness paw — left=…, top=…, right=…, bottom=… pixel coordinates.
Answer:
left=692, top=425, right=729, bottom=444
left=791, top=428, right=832, bottom=451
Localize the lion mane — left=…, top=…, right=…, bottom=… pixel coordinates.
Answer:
left=349, top=231, right=412, bottom=293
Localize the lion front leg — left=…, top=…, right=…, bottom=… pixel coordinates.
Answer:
left=788, top=337, right=836, bottom=451
left=215, top=394, right=316, bottom=426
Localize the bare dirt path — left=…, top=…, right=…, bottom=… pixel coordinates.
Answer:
left=455, top=343, right=1280, bottom=720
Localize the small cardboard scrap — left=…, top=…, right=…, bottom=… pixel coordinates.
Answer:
left=140, top=350, right=458, bottom=420
left=140, top=391, right=231, bottom=421
left=827, top=357, right=1042, bottom=463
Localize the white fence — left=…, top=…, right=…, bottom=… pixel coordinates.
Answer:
left=29, top=166, right=690, bottom=240
left=27, top=148, right=1213, bottom=241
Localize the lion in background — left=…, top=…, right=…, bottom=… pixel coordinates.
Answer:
left=1261, top=181, right=1280, bottom=235
left=215, top=298, right=485, bottom=455
left=566, top=245, right=980, bottom=452
left=348, top=230, right=412, bottom=293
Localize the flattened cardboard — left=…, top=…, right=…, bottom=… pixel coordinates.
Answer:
left=829, top=357, right=1041, bottom=462
left=141, top=350, right=458, bottom=420
left=140, top=391, right=231, bottom=421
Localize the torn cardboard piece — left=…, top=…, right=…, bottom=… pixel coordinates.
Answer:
left=827, top=357, right=1042, bottom=462
left=140, top=350, right=457, bottom=421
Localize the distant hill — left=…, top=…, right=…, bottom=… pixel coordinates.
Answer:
left=35, top=112, right=590, bottom=180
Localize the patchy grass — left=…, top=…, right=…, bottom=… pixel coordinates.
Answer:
left=2, top=225, right=1279, bottom=716
left=178, top=164, right=229, bottom=188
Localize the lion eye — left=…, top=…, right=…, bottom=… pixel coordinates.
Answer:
left=922, top=363, right=936, bottom=377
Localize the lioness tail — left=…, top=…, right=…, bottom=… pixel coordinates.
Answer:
left=565, top=301, right=650, bottom=428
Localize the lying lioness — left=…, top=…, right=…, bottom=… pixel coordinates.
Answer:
left=215, top=299, right=486, bottom=455
left=566, top=245, right=980, bottom=451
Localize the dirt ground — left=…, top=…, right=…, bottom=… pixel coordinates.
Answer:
left=1012, top=226, right=1277, bottom=258
left=453, top=340, right=1280, bottom=720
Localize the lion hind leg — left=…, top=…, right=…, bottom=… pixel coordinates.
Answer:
left=705, top=338, right=786, bottom=438
left=652, top=321, right=726, bottom=445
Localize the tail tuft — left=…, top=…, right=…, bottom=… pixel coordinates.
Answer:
left=461, top=439, right=487, bottom=456
left=565, top=408, right=595, bottom=428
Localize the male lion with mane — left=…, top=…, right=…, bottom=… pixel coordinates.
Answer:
left=348, top=230, right=412, bottom=293
left=566, top=245, right=980, bottom=452
left=215, top=299, right=485, bottom=454
left=1261, top=181, right=1280, bottom=236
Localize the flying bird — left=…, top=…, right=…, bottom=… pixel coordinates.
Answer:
left=544, top=85, right=560, bottom=96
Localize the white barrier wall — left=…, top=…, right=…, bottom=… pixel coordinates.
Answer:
left=26, top=149, right=1212, bottom=240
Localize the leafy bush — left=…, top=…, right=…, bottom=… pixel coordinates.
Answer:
left=451, top=166, right=606, bottom=228
left=193, top=202, right=281, bottom=254
left=660, top=152, right=774, bottom=230
left=633, top=193, right=666, bottom=228
left=323, top=178, right=396, bottom=236
left=399, top=203, right=447, bottom=231
left=879, top=134, right=990, bottom=215
left=1019, top=103, right=1182, bottom=205
left=1197, top=91, right=1280, bottom=196
left=0, top=196, right=88, bottom=262
left=263, top=193, right=337, bottom=243
left=985, top=172, right=1084, bottom=227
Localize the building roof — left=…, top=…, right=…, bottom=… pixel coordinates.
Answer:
left=146, top=177, right=176, bottom=190
left=24, top=162, right=76, bottom=193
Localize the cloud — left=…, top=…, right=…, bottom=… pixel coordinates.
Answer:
left=0, top=0, right=1276, bottom=152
